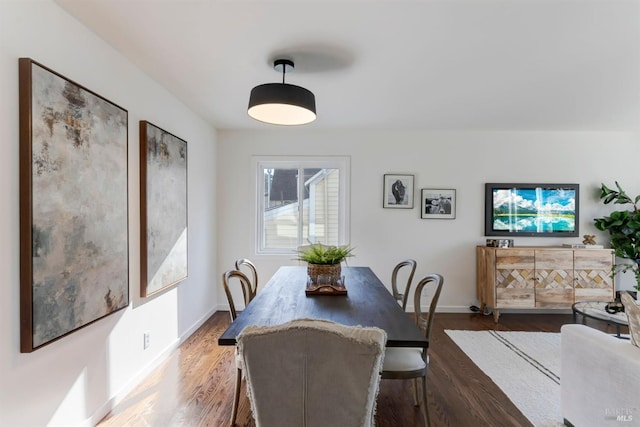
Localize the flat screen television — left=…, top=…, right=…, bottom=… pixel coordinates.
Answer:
left=485, top=183, right=579, bottom=237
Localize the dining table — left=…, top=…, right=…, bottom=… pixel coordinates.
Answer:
left=218, top=265, right=428, bottom=348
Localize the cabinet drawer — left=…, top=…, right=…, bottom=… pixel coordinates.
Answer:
left=497, top=288, right=534, bottom=307
left=535, top=249, right=573, bottom=269
left=536, top=288, right=573, bottom=307
left=495, top=249, right=534, bottom=269
left=575, top=288, right=613, bottom=301
left=574, top=250, right=614, bottom=269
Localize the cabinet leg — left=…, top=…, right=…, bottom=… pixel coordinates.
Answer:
left=479, top=302, right=486, bottom=313
left=493, top=309, right=500, bottom=323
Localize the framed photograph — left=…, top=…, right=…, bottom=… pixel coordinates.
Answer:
left=140, top=121, right=188, bottom=297
left=421, top=189, right=456, bottom=219
left=19, top=58, right=129, bottom=352
left=383, top=174, right=414, bottom=208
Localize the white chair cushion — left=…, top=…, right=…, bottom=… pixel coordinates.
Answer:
left=383, top=347, right=427, bottom=371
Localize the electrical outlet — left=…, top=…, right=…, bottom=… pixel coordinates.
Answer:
left=143, top=331, right=150, bottom=349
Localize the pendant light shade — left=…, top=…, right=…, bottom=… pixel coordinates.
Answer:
left=248, top=59, right=316, bottom=126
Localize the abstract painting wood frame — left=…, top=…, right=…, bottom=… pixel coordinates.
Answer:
left=140, top=121, right=188, bottom=298
left=19, top=58, right=129, bottom=352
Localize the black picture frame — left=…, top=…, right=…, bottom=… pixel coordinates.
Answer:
left=421, top=189, right=456, bottom=219
left=383, top=174, right=414, bottom=209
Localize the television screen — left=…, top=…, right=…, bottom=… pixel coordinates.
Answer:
left=485, top=183, right=579, bottom=237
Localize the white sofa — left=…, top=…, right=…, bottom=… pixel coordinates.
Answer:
left=561, top=324, right=640, bottom=426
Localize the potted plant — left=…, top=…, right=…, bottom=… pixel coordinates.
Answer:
left=594, top=182, right=640, bottom=293
left=297, top=243, right=354, bottom=284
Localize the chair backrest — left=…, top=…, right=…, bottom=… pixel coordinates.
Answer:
left=234, top=258, right=259, bottom=299
left=391, top=259, right=417, bottom=310
left=237, top=319, right=387, bottom=427
left=222, top=270, right=253, bottom=321
left=413, top=274, right=444, bottom=344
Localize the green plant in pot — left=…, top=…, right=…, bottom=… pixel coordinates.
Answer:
left=297, top=243, right=354, bottom=284
left=594, top=182, right=640, bottom=292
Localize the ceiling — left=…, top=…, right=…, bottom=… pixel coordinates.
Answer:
left=56, top=0, right=640, bottom=131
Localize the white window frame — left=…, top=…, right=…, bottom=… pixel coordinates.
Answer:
left=253, top=156, right=351, bottom=255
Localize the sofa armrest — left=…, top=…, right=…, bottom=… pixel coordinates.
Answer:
left=561, top=324, right=640, bottom=427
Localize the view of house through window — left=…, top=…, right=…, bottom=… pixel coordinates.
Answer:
left=256, top=157, right=349, bottom=253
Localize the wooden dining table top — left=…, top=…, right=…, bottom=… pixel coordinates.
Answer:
left=218, top=265, right=428, bottom=348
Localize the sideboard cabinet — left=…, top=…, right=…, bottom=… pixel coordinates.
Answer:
left=476, top=246, right=614, bottom=322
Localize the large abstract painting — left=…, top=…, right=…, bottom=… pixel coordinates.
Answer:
left=19, top=58, right=129, bottom=352
left=140, top=121, right=188, bottom=297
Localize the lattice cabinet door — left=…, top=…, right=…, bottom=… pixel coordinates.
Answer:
left=534, top=249, right=574, bottom=307
left=495, top=249, right=535, bottom=308
left=574, top=250, right=614, bottom=301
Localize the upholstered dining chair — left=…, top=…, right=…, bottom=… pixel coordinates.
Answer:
left=391, top=259, right=417, bottom=310
left=234, top=258, right=259, bottom=300
left=221, top=269, right=254, bottom=427
left=381, top=273, right=444, bottom=427
left=237, top=319, right=387, bottom=427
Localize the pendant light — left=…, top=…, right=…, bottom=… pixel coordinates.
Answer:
left=248, top=59, right=316, bottom=125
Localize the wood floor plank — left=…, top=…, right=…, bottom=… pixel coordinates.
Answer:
left=98, top=311, right=623, bottom=426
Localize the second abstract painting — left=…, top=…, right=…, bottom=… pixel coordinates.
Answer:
left=140, top=121, right=188, bottom=297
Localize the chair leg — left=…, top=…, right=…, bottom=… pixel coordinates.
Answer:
left=412, top=378, right=419, bottom=406
left=420, top=375, right=431, bottom=427
left=230, top=367, right=242, bottom=426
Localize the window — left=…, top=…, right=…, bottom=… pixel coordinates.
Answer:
left=255, top=156, right=350, bottom=254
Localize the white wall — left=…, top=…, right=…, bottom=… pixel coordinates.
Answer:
left=0, top=1, right=217, bottom=426
left=217, top=129, right=640, bottom=311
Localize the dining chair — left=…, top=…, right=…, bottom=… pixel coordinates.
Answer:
left=381, top=273, right=444, bottom=427
left=222, top=270, right=253, bottom=322
left=221, top=269, right=254, bottom=427
left=237, top=318, right=387, bottom=427
left=234, top=258, right=259, bottom=300
left=391, top=259, right=417, bottom=310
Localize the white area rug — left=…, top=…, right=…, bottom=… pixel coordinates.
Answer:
left=445, top=330, right=563, bottom=427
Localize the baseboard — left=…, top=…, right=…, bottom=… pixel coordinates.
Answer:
left=87, top=337, right=180, bottom=426
left=179, top=307, right=218, bottom=345
left=405, top=305, right=496, bottom=313
left=87, top=307, right=217, bottom=426
left=404, top=305, right=573, bottom=315
left=494, top=308, right=573, bottom=315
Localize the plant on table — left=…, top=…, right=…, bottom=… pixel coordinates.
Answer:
left=594, top=182, right=640, bottom=292
left=297, top=243, right=354, bottom=265
left=297, top=244, right=354, bottom=284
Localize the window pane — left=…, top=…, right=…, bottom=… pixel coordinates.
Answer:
left=303, top=168, right=340, bottom=246
left=263, top=168, right=299, bottom=249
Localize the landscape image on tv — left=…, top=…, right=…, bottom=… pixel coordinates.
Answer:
left=492, top=187, right=576, bottom=233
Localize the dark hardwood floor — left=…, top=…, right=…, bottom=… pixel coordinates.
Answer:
left=98, top=311, right=620, bottom=427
